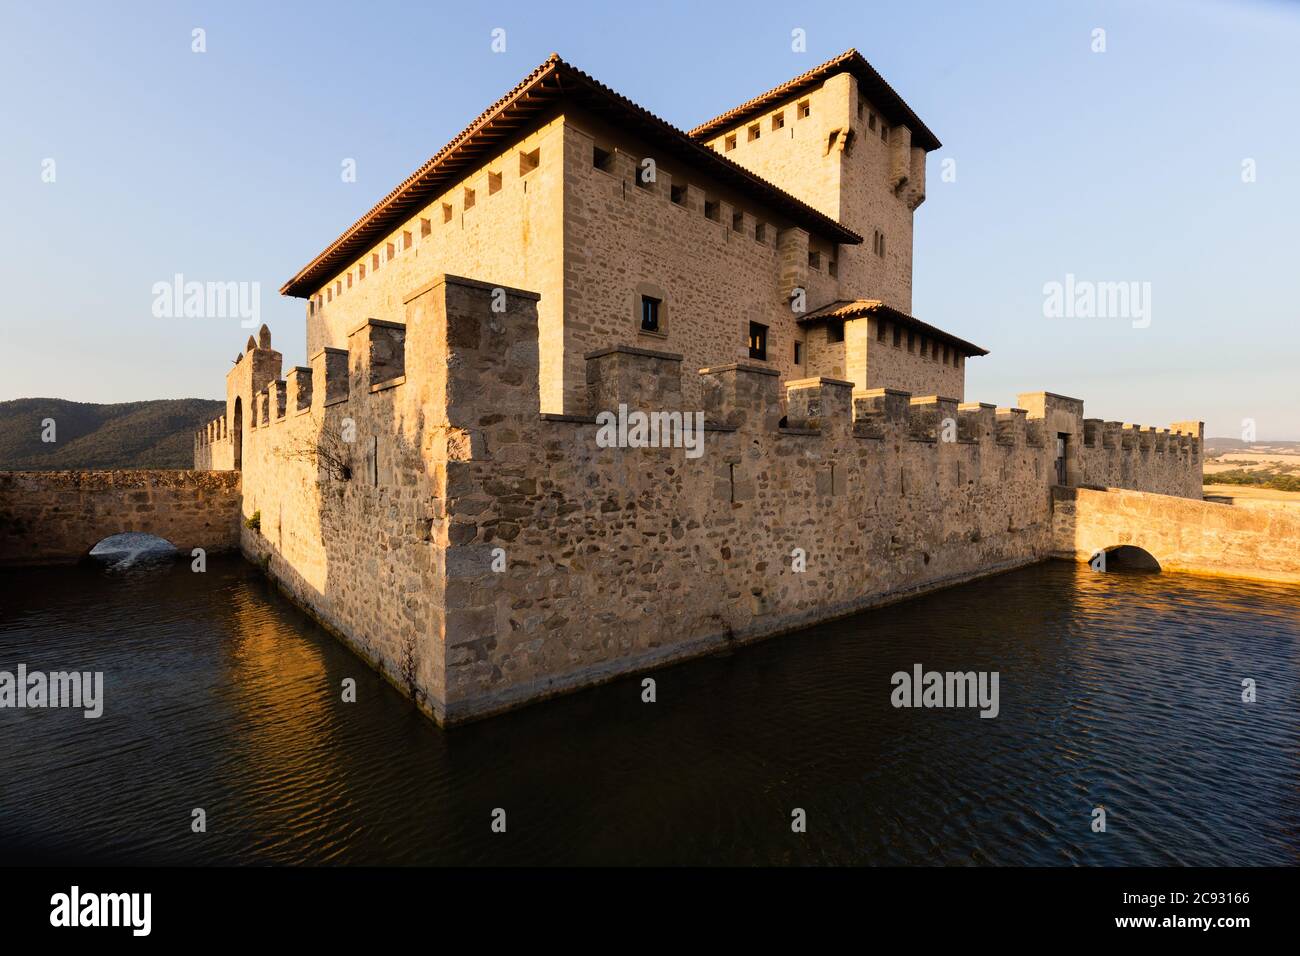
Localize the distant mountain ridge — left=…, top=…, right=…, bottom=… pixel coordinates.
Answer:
left=0, top=398, right=224, bottom=470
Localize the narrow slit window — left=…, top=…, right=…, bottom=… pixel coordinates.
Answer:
left=640, top=295, right=661, bottom=334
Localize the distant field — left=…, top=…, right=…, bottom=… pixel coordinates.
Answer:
left=1202, top=442, right=1300, bottom=495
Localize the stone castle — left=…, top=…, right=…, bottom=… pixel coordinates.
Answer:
left=190, top=50, right=1209, bottom=724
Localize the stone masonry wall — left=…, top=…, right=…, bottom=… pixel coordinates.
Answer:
left=0, top=470, right=241, bottom=566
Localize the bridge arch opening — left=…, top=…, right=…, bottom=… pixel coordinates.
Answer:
left=1100, top=545, right=1161, bottom=572
left=87, top=533, right=179, bottom=567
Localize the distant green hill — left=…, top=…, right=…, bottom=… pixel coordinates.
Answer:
left=0, top=398, right=224, bottom=470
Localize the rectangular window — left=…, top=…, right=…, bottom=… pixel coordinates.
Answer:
left=704, top=199, right=720, bottom=222
left=519, top=148, right=540, bottom=174
left=402, top=230, right=412, bottom=250
left=592, top=146, right=613, bottom=172
left=907, top=331, right=915, bottom=353
left=793, top=341, right=802, bottom=364
left=798, top=99, right=811, bottom=119
left=943, top=345, right=951, bottom=366
left=640, top=296, right=661, bottom=334
left=828, top=257, right=838, bottom=278
left=892, top=325, right=902, bottom=347
left=747, top=123, right=760, bottom=142
left=748, top=321, right=768, bottom=361
left=755, top=222, right=767, bottom=243
left=442, top=203, right=453, bottom=223
left=386, top=241, right=395, bottom=260
left=346, top=273, right=352, bottom=288
left=372, top=252, right=380, bottom=270
left=881, top=124, right=889, bottom=142
left=724, top=133, right=737, bottom=152
left=808, top=250, right=821, bottom=270
left=828, top=321, right=844, bottom=344
left=488, top=170, right=502, bottom=193
left=670, top=184, right=687, bottom=205
left=877, top=320, right=887, bottom=342
left=868, top=112, right=877, bottom=132
left=463, top=187, right=475, bottom=210
left=873, top=229, right=886, bottom=258
left=732, top=210, right=744, bottom=232
left=772, top=111, right=785, bottom=130
left=420, top=218, right=431, bottom=238
left=359, top=263, right=366, bottom=280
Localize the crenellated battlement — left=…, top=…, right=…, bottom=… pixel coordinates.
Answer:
left=195, top=273, right=1205, bottom=725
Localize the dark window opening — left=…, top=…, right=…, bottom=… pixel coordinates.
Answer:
left=670, top=184, right=687, bottom=205
left=828, top=321, right=845, bottom=344
left=748, top=321, right=768, bottom=361
left=593, top=146, right=614, bottom=172
left=793, top=341, right=802, bottom=364
left=640, top=296, right=661, bottom=333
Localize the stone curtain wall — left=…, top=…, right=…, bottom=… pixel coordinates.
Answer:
left=204, top=273, right=1204, bottom=725
left=1052, top=486, right=1300, bottom=584
left=432, top=280, right=1204, bottom=723
left=0, top=470, right=241, bottom=567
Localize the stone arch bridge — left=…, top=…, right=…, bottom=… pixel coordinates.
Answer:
left=0, top=471, right=241, bottom=567
left=1051, top=486, right=1300, bottom=584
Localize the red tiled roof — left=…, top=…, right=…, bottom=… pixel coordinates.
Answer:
left=280, top=54, right=862, bottom=298
left=800, top=299, right=988, bottom=356
left=688, top=49, right=941, bottom=152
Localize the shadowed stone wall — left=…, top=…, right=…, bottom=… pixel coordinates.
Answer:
left=0, top=470, right=242, bottom=567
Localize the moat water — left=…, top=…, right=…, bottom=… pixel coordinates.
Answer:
left=1, top=555, right=1297, bottom=866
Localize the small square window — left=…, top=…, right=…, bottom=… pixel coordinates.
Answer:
left=828, top=321, right=844, bottom=344
left=772, top=111, right=785, bottom=130
left=798, top=99, right=811, bottom=119
left=488, top=170, right=502, bottom=193
left=519, top=148, right=540, bottom=174
left=670, top=184, right=687, bottom=206
left=747, top=123, right=760, bottom=142
left=724, top=134, right=737, bottom=152
left=748, top=321, right=768, bottom=361
left=592, top=146, right=613, bottom=171
left=704, top=199, right=720, bottom=222
left=793, top=341, right=802, bottom=364
left=640, top=295, right=661, bottom=334
left=808, top=250, right=821, bottom=270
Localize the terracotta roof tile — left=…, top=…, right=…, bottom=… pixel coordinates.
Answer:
left=800, top=299, right=987, bottom=356
left=281, top=54, right=862, bottom=298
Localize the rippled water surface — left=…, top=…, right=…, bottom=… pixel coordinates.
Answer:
left=1, top=556, right=1297, bottom=865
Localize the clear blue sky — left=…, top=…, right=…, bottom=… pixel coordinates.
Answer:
left=2, top=0, right=1296, bottom=438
